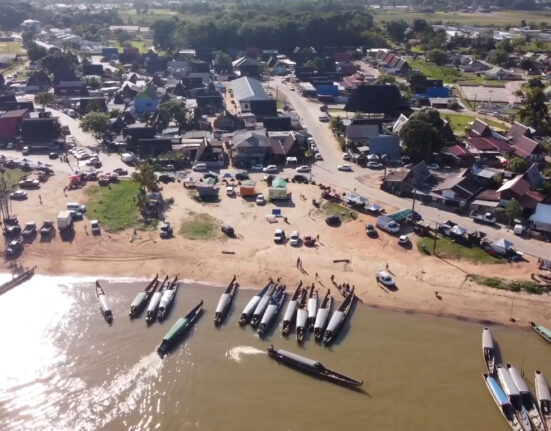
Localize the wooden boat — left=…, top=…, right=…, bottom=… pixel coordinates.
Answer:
left=508, top=364, right=545, bottom=431
left=267, top=345, right=363, bottom=387
left=323, top=287, right=355, bottom=346
left=483, top=373, right=524, bottom=431
left=95, top=281, right=112, bottom=323
left=250, top=283, right=277, bottom=328
left=307, top=285, right=318, bottom=331
left=281, top=282, right=302, bottom=337
left=296, top=287, right=308, bottom=344
left=157, top=276, right=179, bottom=321
left=482, top=327, right=496, bottom=375
left=145, top=275, right=168, bottom=324
left=239, top=280, right=272, bottom=326
left=258, top=288, right=287, bottom=337
left=497, top=364, right=533, bottom=431
left=314, top=290, right=332, bottom=343
left=535, top=371, right=551, bottom=431
left=0, top=266, right=36, bottom=295
left=129, top=274, right=158, bottom=318
left=530, top=322, right=551, bottom=345
left=214, top=276, right=239, bottom=327
left=157, top=300, right=203, bottom=356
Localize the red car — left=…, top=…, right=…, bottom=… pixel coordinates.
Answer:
left=303, top=234, right=316, bottom=246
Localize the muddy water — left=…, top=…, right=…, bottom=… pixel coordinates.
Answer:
left=0, top=275, right=548, bottom=431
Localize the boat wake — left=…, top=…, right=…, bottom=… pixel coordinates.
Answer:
left=226, top=346, right=265, bottom=363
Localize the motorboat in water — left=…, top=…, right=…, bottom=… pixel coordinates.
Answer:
left=530, top=322, right=551, bottom=345
left=535, top=371, right=551, bottom=431
left=483, top=373, right=523, bottom=431
left=145, top=275, right=168, bottom=324
left=507, top=363, right=545, bottom=431
left=323, top=287, right=355, bottom=346
left=157, top=276, right=179, bottom=321
left=497, top=364, right=533, bottom=431
left=307, top=285, right=318, bottom=331
left=95, top=280, right=113, bottom=323
left=250, top=283, right=278, bottom=328
left=281, top=282, right=302, bottom=337
left=157, top=300, right=203, bottom=356
left=482, top=327, right=496, bottom=375
left=296, top=287, right=308, bottom=344
left=258, top=288, right=287, bottom=337
left=214, top=276, right=239, bottom=327
left=129, top=274, right=158, bottom=318
left=239, top=280, right=272, bottom=326
left=314, top=290, right=332, bottom=343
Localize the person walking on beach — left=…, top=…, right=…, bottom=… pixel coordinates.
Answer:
left=296, top=257, right=300, bottom=268
left=385, top=262, right=389, bottom=271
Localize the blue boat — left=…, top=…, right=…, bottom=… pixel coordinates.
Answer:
left=483, top=373, right=523, bottom=431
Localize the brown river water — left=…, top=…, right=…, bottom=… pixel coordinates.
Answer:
left=0, top=275, right=549, bottom=431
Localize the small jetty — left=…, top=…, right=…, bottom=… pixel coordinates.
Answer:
left=129, top=274, right=158, bottom=319
left=214, top=276, right=239, bottom=327
left=0, top=266, right=35, bottom=295
left=95, top=281, right=113, bottom=324
left=157, top=300, right=203, bottom=356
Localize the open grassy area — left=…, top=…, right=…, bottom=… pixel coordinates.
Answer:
left=417, top=235, right=503, bottom=264
left=108, top=39, right=153, bottom=54
left=318, top=201, right=357, bottom=223
left=408, top=57, right=506, bottom=85
left=86, top=180, right=142, bottom=232
left=179, top=212, right=222, bottom=240
left=0, top=41, right=24, bottom=55
left=442, top=113, right=508, bottom=135
left=471, top=274, right=550, bottom=294
left=373, top=10, right=551, bottom=26
left=3, top=168, right=26, bottom=190
left=118, top=9, right=207, bottom=25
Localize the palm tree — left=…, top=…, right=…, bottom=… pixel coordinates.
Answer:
left=131, top=162, right=157, bottom=192
left=35, top=91, right=54, bottom=109
left=330, top=116, right=344, bottom=135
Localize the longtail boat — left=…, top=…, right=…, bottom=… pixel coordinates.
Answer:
left=482, top=327, right=496, bottom=375
left=145, top=276, right=169, bottom=324
left=0, top=266, right=35, bottom=295
left=157, top=300, right=203, bottom=356
left=157, top=275, right=179, bottom=321
left=483, top=373, right=523, bottom=431
left=239, top=280, right=272, bottom=326
left=258, top=288, right=287, bottom=337
left=530, top=321, right=551, bottom=345
left=323, top=287, right=355, bottom=346
left=507, top=363, right=545, bottom=431
left=95, top=280, right=112, bottom=323
left=497, top=364, right=532, bottom=431
left=250, top=283, right=277, bottom=328
left=267, top=345, right=363, bottom=388
left=307, top=285, right=318, bottom=331
left=214, top=276, right=238, bottom=326
left=314, top=290, right=332, bottom=343
left=535, top=371, right=551, bottom=431
left=296, top=287, right=308, bottom=344
left=282, top=282, right=302, bottom=337
left=129, top=274, right=158, bottom=318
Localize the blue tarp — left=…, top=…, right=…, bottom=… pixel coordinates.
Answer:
left=487, top=376, right=510, bottom=406
left=416, top=87, right=451, bottom=99
left=316, top=84, right=339, bottom=96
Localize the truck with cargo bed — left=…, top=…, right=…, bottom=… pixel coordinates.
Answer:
left=376, top=215, right=400, bottom=234
left=57, top=211, right=73, bottom=231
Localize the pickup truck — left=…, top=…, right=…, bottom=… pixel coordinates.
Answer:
left=376, top=215, right=400, bottom=234
left=471, top=212, right=497, bottom=225
left=40, top=221, right=54, bottom=236
left=21, top=222, right=37, bottom=238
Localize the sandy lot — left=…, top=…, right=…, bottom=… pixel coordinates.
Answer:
left=459, top=84, right=521, bottom=104
left=5, top=170, right=551, bottom=328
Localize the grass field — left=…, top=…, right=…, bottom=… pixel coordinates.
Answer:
left=0, top=41, right=24, bottom=55
left=319, top=201, right=358, bottom=223
left=3, top=168, right=26, bottom=190
left=179, top=212, right=222, bottom=240
left=417, top=235, right=503, bottom=264
left=408, top=58, right=505, bottom=85
left=442, top=113, right=507, bottom=134
left=372, top=10, right=551, bottom=26
left=119, top=8, right=207, bottom=25
left=471, top=274, right=550, bottom=294
left=86, top=181, right=141, bottom=232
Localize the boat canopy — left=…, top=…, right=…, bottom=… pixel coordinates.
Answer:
left=488, top=376, right=511, bottom=406
left=537, top=324, right=551, bottom=340
left=508, top=365, right=530, bottom=393
left=278, top=349, right=322, bottom=369
left=536, top=372, right=551, bottom=402
left=498, top=366, right=520, bottom=397
left=482, top=328, right=494, bottom=349
left=163, top=317, right=188, bottom=340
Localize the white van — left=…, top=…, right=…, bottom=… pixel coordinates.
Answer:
left=67, top=203, right=87, bottom=213
left=193, top=163, right=207, bottom=172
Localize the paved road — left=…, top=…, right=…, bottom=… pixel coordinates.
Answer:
left=272, top=76, right=551, bottom=259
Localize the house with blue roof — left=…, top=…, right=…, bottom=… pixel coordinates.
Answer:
left=134, top=87, right=160, bottom=116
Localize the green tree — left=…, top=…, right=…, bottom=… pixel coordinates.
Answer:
left=131, top=162, right=157, bottom=192
left=412, top=18, right=429, bottom=33
left=487, top=50, right=509, bottom=66
left=385, top=20, right=408, bottom=42
left=35, top=92, right=55, bottom=109
left=158, top=100, right=187, bottom=129
left=25, top=42, right=47, bottom=61
left=520, top=58, right=534, bottom=71
left=41, top=51, right=79, bottom=74
left=114, top=30, right=132, bottom=46
left=519, top=88, right=551, bottom=134
left=134, top=187, right=149, bottom=215
left=330, top=116, right=345, bottom=135
left=213, top=51, right=232, bottom=72
left=427, top=49, right=448, bottom=66
left=509, top=157, right=529, bottom=173
left=505, top=198, right=521, bottom=226
left=81, top=111, right=109, bottom=138
left=400, top=116, right=444, bottom=163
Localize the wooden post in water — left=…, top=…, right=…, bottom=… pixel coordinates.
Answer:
left=509, top=296, right=516, bottom=322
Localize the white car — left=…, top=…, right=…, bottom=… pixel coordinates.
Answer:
left=367, top=161, right=384, bottom=169
left=226, top=186, right=235, bottom=196
left=193, top=163, right=207, bottom=172
left=274, top=228, right=285, bottom=243
left=376, top=270, right=395, bottom=288
left=262, top=165, right=278, bottom=173
left=251, top=164, right=264, bottom=171
left=398, top=235, right=410, bottom=246
left=315, top=153, right=323, bottom=161
left=9, top=190, right=27, bottom=200
left=289, top=230, right=301, bottom=246
left=256, top=194, right=265, bottom=205
left=296, top=165, right=311, bottom=173
left=337, top=164, right=352, bottom=172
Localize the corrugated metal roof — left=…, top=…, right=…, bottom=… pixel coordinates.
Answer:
left=231, top=76, right=269, bottom=102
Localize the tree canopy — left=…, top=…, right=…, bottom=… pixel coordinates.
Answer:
left=81, top=112, right=109, bottom=138
left=508, top=157, right=529, bottom=173
left=385, top=20, right=408, bottom=42
left=400, top=109, right=446, bottom=163
left=519, top=88, right=551, bottom=134
left=35, top=92, right=54, bottom=108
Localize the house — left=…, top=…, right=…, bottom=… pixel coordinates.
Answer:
left=263, top=116, right=292, bottom=131
left=507, top=122, right=533, bottom=140
left=26, top=71, right=51, bottom=92
left=375, top=51, right=411, bottom=76
left=102, top=47, right=119, bottom=59
left=250, top=100, right=277, bottom=118
left=497, top=174, right=545, bottom=211
left=464, top=137, right=512, bottom=157
left=0, top=109, right=28, bottom=141
left=0, top=54, right=18, bottom=68
left=511, top=135, right=544, bottom=162
left=345, top=124, right=379, bottom=147
left=134, top=87, right=161, bottom=116
left=382, top=161, right=433, bottom=195
left=213, top=110, right=245, bottom=131
left=232, top=56, right=260, bottom=77
left=136, top=138, right=172, bottom=156
left=368, top=135, right=401, bottom=161
left=530, top=204, right=551, bottom=233
left=471, top=189, right=501, bottom=213
left=83, top=64, right=104, bottom=77
left=430, top=169, right=483, bottom=207
left=55, top=81, right=88, bottom=96
left=123, top=126, right=156, bottom=151
left=20, top=117, right=62, bottom=150
left=53, top=68, right=78, bottom=85
left=345, top=85, right=405, bottom=117
left=445, top=145, right=475, bottom=166
left=484, top=67, right=522, bottom=80
left=231, top=130, right=271, bottom=167
left=78, top=97, right=108, bottom=116
left=461, top=59, right=489, bottom=73
left=231, top=76, right=270, bottom=113
left=268, top=131, right=304, bottom=164
left=469, top=119, right=492, bottom=137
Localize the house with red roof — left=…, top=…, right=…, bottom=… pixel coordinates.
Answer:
left=497, top=173, right=545, bottom=211
left=464, top=136, right=513, bottom=158
left=0, top=109, right=28, bottom=141
left=511, top=135, right=544, bottom=162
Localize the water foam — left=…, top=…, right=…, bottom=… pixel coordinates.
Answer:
left=226, top=346, right=265, bottom=363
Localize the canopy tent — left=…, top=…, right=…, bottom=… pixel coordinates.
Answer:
left=344, top=193, right=368, bottom=207
left=269, top=177, right=289, bottom=200
left=491, top=238, right=514, bottom=255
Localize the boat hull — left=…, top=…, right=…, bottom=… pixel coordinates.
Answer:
left=483, top=373, right=524, bottom=431
left=157, top=301, right=203, bottom=356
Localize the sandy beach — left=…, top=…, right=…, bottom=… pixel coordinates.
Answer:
left=5, top=169, right=551, bottom=328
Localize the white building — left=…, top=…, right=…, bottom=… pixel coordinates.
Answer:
left=21, top=19, right=42, bottom=34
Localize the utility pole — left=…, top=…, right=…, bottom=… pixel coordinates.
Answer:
left=411, top=186, right=417, bottom=213
left=433, top=222, right=439, bottom=255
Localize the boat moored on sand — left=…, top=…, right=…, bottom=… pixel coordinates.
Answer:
left=281, top=282, right=302, bottom=337
left=296, top=287, right=308, bottom=344
left=157, top=300, right=203, bottom=356
left=129, top=274, right=158, bottom=318
left=145, top=275, right=168, bottom=324
left=239, top=280, right=272, bottom=326
left=535, top=371, right=551, bottom=431
left=483, top=373, right=523, bottom=431
left=258, top=288, right=287, bottom=337
left=323, top=287, right=355, bottom=346
left=214, top=276, right=239, bottom=327
left=267, top=345, right=363, bottom=388
left=95, top=281, right=113, bottom=323
left=157, top=276, right=179, bottom=321
left=314, top=290, right=332, bottom=343
left=482, top=327, right=496, bottom=375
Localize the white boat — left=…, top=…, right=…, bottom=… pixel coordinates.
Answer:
left=314, top=290, right=332, bottom=343
left=535, top=371, right=551, bottom=431
left=497, top=364, right=533, bottom=431
left=483, top=373, right=524, bottom=431
left=95, top=281, right=112, bottom=323
left=157, top=276, right=179, bottom=321
left=323, top=287, right=355, bottom=346
left=507, top=364, right=545, bottom=431
left=239, top=280, right=272, bottom=326
left=214, top=276, right=238, bottom=326
left=258, top=290, right=287, bottom=337
left=146, top=276, right=168, bottom=324
left=307, top=286, right=318, bottom=331
left=296, top=309, right=308, bottom=344
left=282, top=283, right=302, bottom=337
left=482, top=327, right=496, bottom=375
left=250, top=283, right=277, bottom=328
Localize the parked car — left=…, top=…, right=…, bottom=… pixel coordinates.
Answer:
left=6, top=239, right=23, bottom=257
left=274, top=228, right=285, bottom=243
left=40, top=221, right=54, bottom=236
left=367, top=161, right=384, bottom=169
left=235, top=171, right=250, bottom=181
left=21, top=222, right=37, bottom=238
left=325, top=215, right=341, bottom=226
left=193, top=163, right=207, bottom=172
left=293, top=174, right=309, bottom=183
left=315, top=153, right=323, bottom=161
left=19, top=179, right=40, bottom=189
left=289, top=230, right=301, bottom=246
left=113, top=168, right=128, bottom=176
left=427, top=163, right=440, bottom=170
left=4, top=225, right=21, bottom=237
left=226, top=186, right=235, bottom=196
left=262, top=165, right=278, bottom=173
left=337, top=164, right=352, bottom=172
left=22, top=146, right=30, bottom=155
left=319, top=114, right=329, bottom=122
left=303, top=234, right=316, bottom=246
left=49, top=152, right=59, bottom=160
left=68, top=210, right=84, bottom=220
left=9, top=190, right=27, bottom=200
left=398, top=235, right=410, bottom=246
left=6, top=142, right=14, bottom=150
left=342, top=153, right=351, bottom=161
left=90, top=220, right=101, bottom=235
left=256, top=194, right=265, bottom=205
left=67, top=203, right=87, bottom=213
left=251, top=164, right=264, bottom=171
left=376, top=270, right=395, bottom=288
left=221, top=224, right=235, bottom=237
left=366, top=223, right=378, bottom=237
left=159, top=222, right=173, bottom=238
left=296, top=165, right=311, bottom=173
